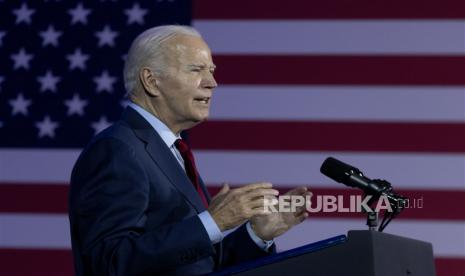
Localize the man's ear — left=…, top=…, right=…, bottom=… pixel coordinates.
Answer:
left=139, top=67, right=160, bottom=97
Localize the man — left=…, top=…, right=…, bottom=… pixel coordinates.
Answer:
left=69, top=25, right=310, bottom=275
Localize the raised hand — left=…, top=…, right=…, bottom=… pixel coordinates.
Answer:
left=208, top=182, right=279, bottom=231
left=250, top=187, right=311, bottom=241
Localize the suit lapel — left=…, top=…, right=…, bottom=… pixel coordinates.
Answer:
left=122, top=107, right=206, bottom=213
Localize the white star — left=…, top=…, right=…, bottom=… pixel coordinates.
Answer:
left=35, top=116, right=59, bottom=138
left=0, top=31, right=6, bottom=47
left=37, top=70, right=61, bottom=93
left=66, top=48, right=89, bottom=70
left=95, top=25, right=118, bottom=47
left=93, top=70, right=117, bottom=93
left=12, top=3, right=35, bottom=24
left=124, top=3, right=148, bottom=25
left=9, top=93, right=32, bottom=116
left=91, top=116, right=112, bottom=134
left=64, top=94, right=88, bottom=116
left=68, top=3, right=92, bottom=25
left=10, top=48, right=33, bottom=70
left=39, top=25, right=63, bottom=47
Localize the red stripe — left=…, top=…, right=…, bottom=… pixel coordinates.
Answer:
left=0, top=249, right=73, bottom=276
left=189, top=121, right=465, bottom=153
left=212, top=55, right=465, bottom=85
left=0, top=249, right=462, bottom=276
left=0, top=184, right=69, bottom=214
left=206, top=186, right=465, bottom=220
left=436, top=257, right=465, bottom=276
left=194, top=0, right=465, bottom=19
left=1, top=183, right=464, bottom=220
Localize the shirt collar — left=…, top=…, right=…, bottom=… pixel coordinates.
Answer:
left=128, top=102, right=180, bottom=148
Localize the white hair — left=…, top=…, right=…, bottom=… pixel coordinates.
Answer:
left=123, top=25, right=201, bottom=95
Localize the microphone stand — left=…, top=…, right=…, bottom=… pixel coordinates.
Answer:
left=366, top=211, right=379, bottom=231
left=362, top=179, right=407, bottom=232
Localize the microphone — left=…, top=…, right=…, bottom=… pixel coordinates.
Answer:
left=320, top=157, right=406, bottom=206
left=320, top=157, right=387, bottom=195
left=320, top=157, right=407, bottom=231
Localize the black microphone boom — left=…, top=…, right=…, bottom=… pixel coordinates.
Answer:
left=320, top=157, right=407, bottom=232
left=320, top=157, right=384, bottom=195
left=320, top=157, right=407, bottom=206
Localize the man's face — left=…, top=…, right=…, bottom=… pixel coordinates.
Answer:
left=155, top=35, right=217, bottom=133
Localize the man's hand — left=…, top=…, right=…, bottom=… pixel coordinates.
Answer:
left=208, top=182, right=279, bottom=232
left=250, top=187, right=311, bottom=241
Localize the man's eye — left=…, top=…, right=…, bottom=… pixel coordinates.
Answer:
left=191, top=68, right=201, bottom=72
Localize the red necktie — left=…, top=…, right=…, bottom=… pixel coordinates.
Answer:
left=175, top=139, right=209, bottom=207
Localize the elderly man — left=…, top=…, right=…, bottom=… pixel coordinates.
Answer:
left=69, top=25, right=310, bottom=276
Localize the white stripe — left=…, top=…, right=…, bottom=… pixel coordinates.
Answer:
left=210, top=85, right=465, bottom=122
left=1, top=214, right=463, bottom=257
left=194, top=151, right=465, bottom=190
left=275, top=218, right=465, bottom=257
left=0, top=214, right=70, bottom=249
left=0, top=149, right=79, bottom=184
left=1, top=150, right=464, bottom=190
left=194, top=20, right=465, bottom=55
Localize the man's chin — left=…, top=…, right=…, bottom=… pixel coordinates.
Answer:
left=196, top=112, right=210, bottom=122
left=185, top=115, right=209, bottom=129
left=195, top=116, right=209, bottom=124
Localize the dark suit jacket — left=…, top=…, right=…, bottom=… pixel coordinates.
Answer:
left=69, top=107, right=272, bottom=276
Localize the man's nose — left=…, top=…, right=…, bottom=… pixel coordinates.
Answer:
left=201, top=73, right=217, bottom=90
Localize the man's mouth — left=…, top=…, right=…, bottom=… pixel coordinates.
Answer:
left=194, top=97, right=210, bottom=104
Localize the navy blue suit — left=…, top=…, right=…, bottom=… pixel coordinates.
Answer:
left=68, top=107, right=272, bottom=275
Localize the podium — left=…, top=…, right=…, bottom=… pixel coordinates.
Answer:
left=212, top=230, right=436, bottom=276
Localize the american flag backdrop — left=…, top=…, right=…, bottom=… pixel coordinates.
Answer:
left=0, top=0, right=464, bottom=275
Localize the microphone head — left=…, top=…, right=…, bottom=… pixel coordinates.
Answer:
left=320, top=157, right=354, bottom=183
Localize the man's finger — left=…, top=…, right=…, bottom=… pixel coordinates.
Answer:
left=234, top=182, right=273, bottom=193
left=285, top=186, right=308, bottom=196
left=244, top=188, right=279, bottom=200
left=298, top=212, right=308, bottom=223
left=247, top=195, right=279, bottom=210
left=294, top=208, right=307, bottom=217
left=215, top=183, right=230, bottom=197
left=250, top=208, right=271, bottom=217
